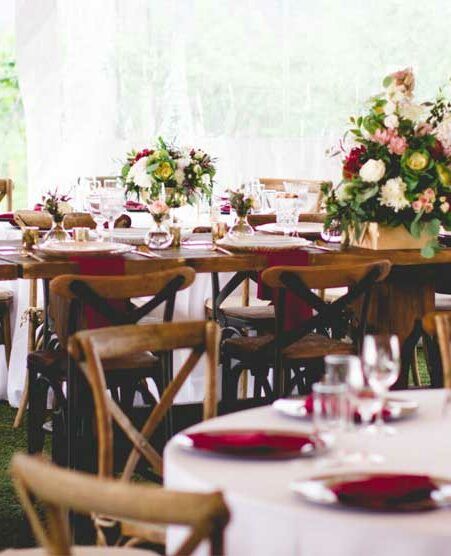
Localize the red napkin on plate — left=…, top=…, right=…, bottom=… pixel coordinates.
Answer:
left=257, top=250, right=312, bottom=331
left=69, top=255, right=126, bottom=328
left=0, top=212, right=15, bottom=223
left=186, top=431, right=314, bottom=454
left=303, top=394, right=391, bottom=422
left=331, top=474, right=438, bottom=508
left=125, top=200, right=147, bottom=212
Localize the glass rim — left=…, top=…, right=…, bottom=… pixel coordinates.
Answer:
left=312, top=382, right=348, bottom=394
left=324, top=354, right=360, bottom=365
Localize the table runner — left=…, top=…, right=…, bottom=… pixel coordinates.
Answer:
left=257, top=250, right=312, bottom=331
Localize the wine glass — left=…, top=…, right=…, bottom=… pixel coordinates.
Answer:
left=99, top=189, right=125, bottom=241
left=362, top=334, right=400, bottom=435
left=85, top=193, right=105, bottom=240
left=346, top=360, right=384, bottom=463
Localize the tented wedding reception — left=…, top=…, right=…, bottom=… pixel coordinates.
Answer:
left=3, top=0, right=451, bottom=554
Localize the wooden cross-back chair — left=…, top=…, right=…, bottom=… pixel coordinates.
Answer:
left=8, top=453, right=229, bottom=556
left=0, top=178, right=13, bottom=211
left=222, top=260, right=392, bottom=404
left=68, top=320, right=219, bottom=480
left=27, top=267, right=195, bottom=461
left=258, top=178, right=329, bottom=212
left=422, top=311, right=451, bottom=388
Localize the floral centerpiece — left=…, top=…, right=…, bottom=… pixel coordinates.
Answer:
left=121, top=137, right=215, bottom=208
left=146, top=200, right=173, bottom=249
left=323, top=68, right=451, bottom=257
left=228, top=189, right=255, bottom=238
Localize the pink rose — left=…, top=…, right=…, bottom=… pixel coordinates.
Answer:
left=373, top=128, right=393, bottom=145
left=388, top=135, right=408, bottom=155
left=423, top=188, right=436, bottom=202
left=412, top=200, right=423, bottom=213
left=424, top=203, right=434, bottom=214
left=415, top=123, right=433, bottom=137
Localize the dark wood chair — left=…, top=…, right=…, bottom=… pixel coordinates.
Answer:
left=422, top=311, right=451, bottom=388
left=26, top=267, right=195, bottom=461
left=221, top=260, right=391, bottom=407
left=8, top=453, right=229, bottom=555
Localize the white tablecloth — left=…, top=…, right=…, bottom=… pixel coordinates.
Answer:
left=164, top=389, right=451, bottom=556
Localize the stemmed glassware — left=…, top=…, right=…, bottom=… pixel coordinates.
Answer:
left=85, top=193, right=105, bottom=240
left=362, top=334, right=400, bottom=435
left=99, top=188, right=125, bottom=242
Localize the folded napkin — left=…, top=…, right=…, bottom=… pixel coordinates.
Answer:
left=125, top=200, right=147, bottom=212
left=257, top=250, right=312, bottom=331
left=186, top=431, right=314, bottom=454
left=303, top=394, right=391, bottom=422
left=0, top=212, right=15, bottom=223
left=69, top=255, right=126, bottom=329
left=331, top=474, right=438, bottom=509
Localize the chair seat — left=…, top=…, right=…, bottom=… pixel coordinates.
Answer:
left=223, top=333, right=355, bottom=361
left=282, top=333, right=355, bottom=360
left=28, top=349, right=160, bottom=377
left=2, top=546, right=158, bottom=555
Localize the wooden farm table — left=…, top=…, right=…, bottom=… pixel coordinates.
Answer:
left=1, top=235, right=451, bottom=386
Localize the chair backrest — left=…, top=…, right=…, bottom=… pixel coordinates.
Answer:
left=422, top=311, right=451, bottom=387
left=262, top=260, right=391, bottom=349
left=49, top=267, right=195, bottom=347
left=68, top=320, right=220, bottom=479
left=258, top=178, right=330, bottom=212
left=11, top=453, right=229, bottom=556
left=14, top=210, right=97, bottom=230
left=247, top=213, right=326, bottom=228
left=0, top=178, right=13, bottom=211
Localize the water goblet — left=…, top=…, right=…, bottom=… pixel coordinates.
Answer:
left=85, top=193, right=105, bottom=239
left=362, top=334, right=400, bottom=435
left=99, top=189, right=125, bottom=242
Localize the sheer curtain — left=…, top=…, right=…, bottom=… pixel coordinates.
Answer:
left=15, top=0, right=451, bottom=202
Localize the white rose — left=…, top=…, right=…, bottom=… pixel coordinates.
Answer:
left=379, top=177, right=410, bottom=212
left=398, top=103, right=425, bottom=122
left=384, top=114, right=399, bottom=129
left=359, top=159, right=386, bottom=182
left=174, top=169, right=185, bottom=185
left=127, top=156, right=152, bottom=188
left=201, top=174, right=211, bottom=186
left=177, top=158, right=190, bottom=170
left=384, top=101, right=396, bottom=115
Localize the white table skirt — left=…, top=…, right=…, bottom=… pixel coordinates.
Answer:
left=164, top=389, right=451, bottom=556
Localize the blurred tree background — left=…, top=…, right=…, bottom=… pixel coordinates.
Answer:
left=0, top=28, right=27, bottom=209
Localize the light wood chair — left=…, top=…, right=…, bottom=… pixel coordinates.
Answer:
left=68, top=319, right=219, bottom=480
left=0, top=178, right=13, bottom=211
left=7, top=452, right=230, bottom=555
left=258, top=178, right=330, bottom=212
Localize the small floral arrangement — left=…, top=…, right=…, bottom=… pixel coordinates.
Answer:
left=121, top=137, right=215, bottom=208
left=149, top=200, right=170, bottom=224
left=323, top=68, right=451, bottom=257
left=42, top=190, right=72, bottom=223
left=229, top=190, right=255, bottom=217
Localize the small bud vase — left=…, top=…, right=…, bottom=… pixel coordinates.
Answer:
left=43, top=217, right=70, bottom=243
left=145, top=221, right=173, bottom=249
left=228, top=215, right=254, bottom=239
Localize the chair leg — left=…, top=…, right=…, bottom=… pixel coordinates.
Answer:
left=27, top=372, right=50, bottom=454
left=2, top=308, right=11, bottom=368
left=13, top=373, right=29, bottom=429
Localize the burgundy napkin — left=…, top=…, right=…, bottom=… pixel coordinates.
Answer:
left=69, top=255, right=126, bottom=329
left=331, top=474, right=438, bottom=509
left=257, top=250, right=312, bottom=331
left=303, top=394, right=391, bottom=422
left=186, top=431, right=314, bottom=454
left=0, top=212, right=15, bottom=223
left=125, top=200, right=147, bottom=212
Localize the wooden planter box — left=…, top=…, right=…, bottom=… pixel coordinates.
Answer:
left=348, top=223, right=433, bottom=250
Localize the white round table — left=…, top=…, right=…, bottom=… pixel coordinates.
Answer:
left=164, top=389, right=451, bottom=556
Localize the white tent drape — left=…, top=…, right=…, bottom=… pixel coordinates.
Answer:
left=16, top=0, right=451, bottom=202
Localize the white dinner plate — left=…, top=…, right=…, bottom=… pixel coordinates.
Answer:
left=290, top=472, right=451, bottom=512
left=217, top=234, right=309, bottom=252
left=34, top=240, right=133, bottom=258
left=256, top=222, right=324, bottom=236
left=273, top=396, right=419, bottom=421
left=110, top=227, right=149, bottom=245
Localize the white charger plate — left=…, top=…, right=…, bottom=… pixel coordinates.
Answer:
left=256, top=223, right=324, bottom=236
left=34, top=240, right=133, bottom=258
left=217, top=234, right=309, bottom=252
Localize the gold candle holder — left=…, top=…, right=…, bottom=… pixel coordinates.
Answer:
left=22, top=226, right=39, bottom=252
left=212, top=221, right=227, bottom=244
left=73, top=227, right=90, bottom=242
left=170, top=225, right=181, bottom=248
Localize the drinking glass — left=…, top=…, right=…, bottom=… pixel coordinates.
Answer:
left=99, top=189, right=125, bottom=241
left=85, top=193, right=105, bottom=239
left=276, top=196, right=298, bottom=233
left=362, top=334, right=400, bottom=435
left=103, top=178, right=121, bottom=190
left=312, top=382, right=348, bottom=466
left=325, top=354, right=360, bottom=385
